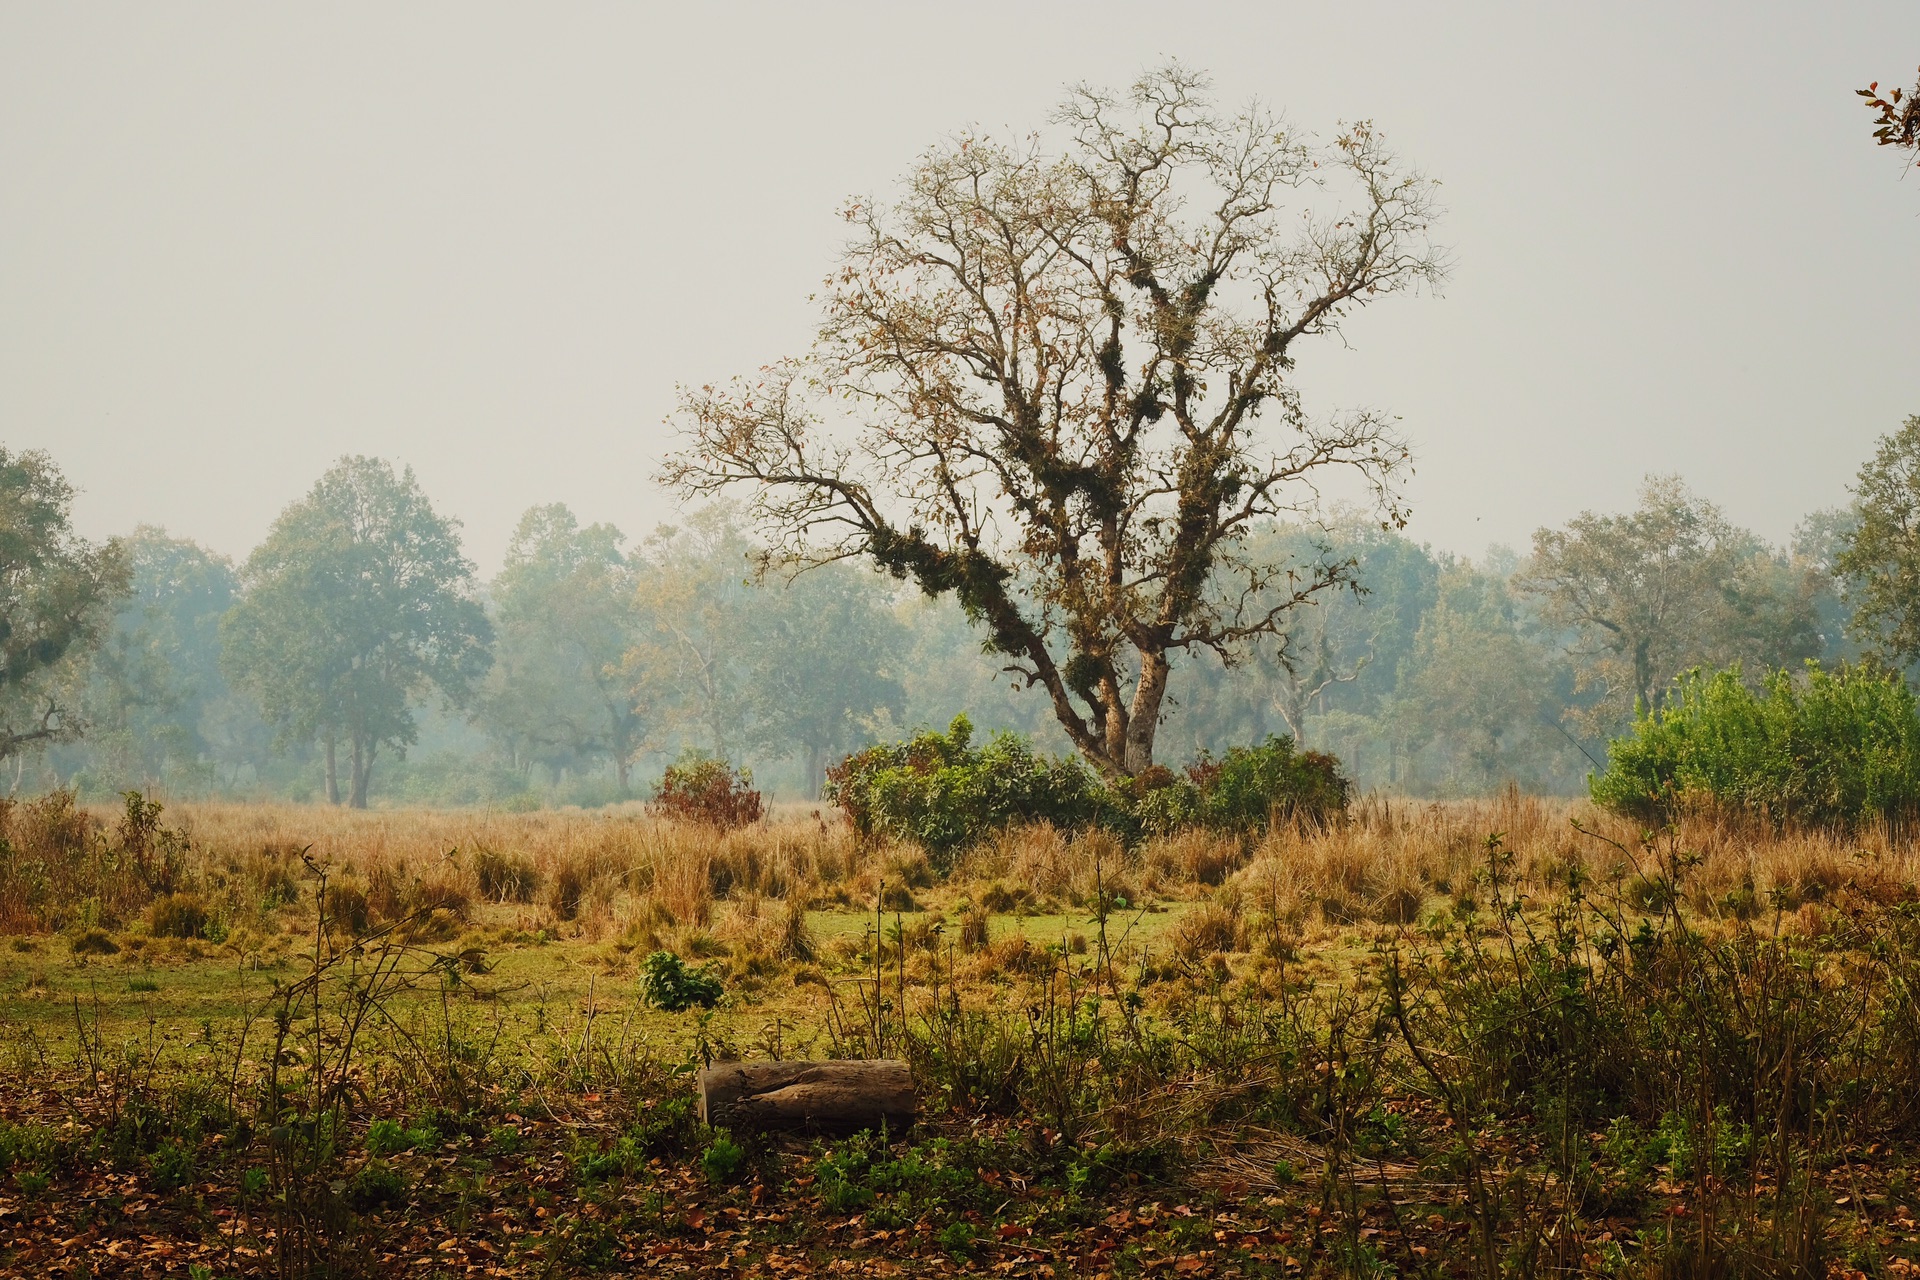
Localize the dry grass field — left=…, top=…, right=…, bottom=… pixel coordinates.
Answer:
left=3, top=790, right=1920, bottom=1277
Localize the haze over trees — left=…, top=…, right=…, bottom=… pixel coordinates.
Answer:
left=480, top=504, right=649, bottom=789
left=9, top=59, right=1918, bottom=810
left=73, top=527, right=240, bottom=790
left=664, top=67, right=1442, bottom=780
left=15, top=443, right=1895, bottom=807
left=1520, top=475, right=1824, bottom=726
left=1835, top=416, right=1920, bottom=667
left=221, top=457, right=492, bottom=808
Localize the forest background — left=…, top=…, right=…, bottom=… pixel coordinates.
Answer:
left=9, top=449, right=1861, bottom=810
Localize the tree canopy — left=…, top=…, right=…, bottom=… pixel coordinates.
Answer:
left=0, top=448, right=129, bottom=760
left=1519, top=475, right=1821, bottom=728
left=71, top=527, right=237, bottom=789
left=221, top=456, right=491, bottom=807
left=665, top=66, right=1443, bottom=778
left=481, top=504, right=649, bottom=788
left=1836, top=416, right=1920, bottom=668
left=741, top=563, right=907, bottom=797
left=1860, top=67, right=1920, bottom=156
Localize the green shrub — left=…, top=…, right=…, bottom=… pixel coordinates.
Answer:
left=346, top=1159, right=408, bottom=1210
left=1592, top=662, right=1920, bottom=829
left=1183, top=736, right=1350, bottom=833
left=639, top=950, right=724, bottom=1012
left=828, top=718, right=1350, bottom=861
left=939, top=1221, right=979, bottom=1255
left=572, top=1096, right=697, bottom=1181
left=0, top=1119, right=69, bottom=1171
left=826, top=716, right=1108, bottom=866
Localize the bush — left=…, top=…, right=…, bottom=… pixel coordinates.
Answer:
left=347, top=1159, right=408, bottom=1210
left=826, top=716, right=1108, bottom=867
left=639, top=950, right=724, bottom=1012
left=651, top=755, right=764, bottom=829
left=70, top=928, right=118, bottom=956
left=1592, top=662, right=1920, bottom=829
left=1183, top=737, right=1350, bottom=833
left=146, top=893, right=208, bottom=940
left=473, top=848, right=539, bottom=903
left=322, top=882, right=370, bottom=935
left=829, top=719, right=1350, bottom=862
left=145, top=1138, right=195, bottom=1189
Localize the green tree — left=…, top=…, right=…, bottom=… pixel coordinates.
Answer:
left=1835, top=417, right=1920, bottom=668
left=1155, top=518, right=1439, bottom=782
left=664, top=67, right=1442, bottom=779
left=482, top=504, right=649, bottom=789
left=69, top=527, right=238, bottom=790
left=743, top=564, right=907, bottom=796
left=1397, top=565, right=1579, bottom=794
left=1518, top=475, right=1820, bottom=730
left=0, top=448, right=129, bottom=759
left=628, top=509, right=759, bottom=763
left=222, top=457, right=491, bottom=807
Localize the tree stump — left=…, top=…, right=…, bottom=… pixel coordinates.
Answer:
left=697, top=1059, right=915, bottom=1136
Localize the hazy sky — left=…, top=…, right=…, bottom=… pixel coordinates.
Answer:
left=5, top=3, right=1918, bottom=574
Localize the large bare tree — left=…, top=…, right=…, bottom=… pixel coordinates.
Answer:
left=663, top=67, right=1442, bottom=778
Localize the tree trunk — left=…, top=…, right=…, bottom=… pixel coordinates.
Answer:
left=349, top=737, right=374, bottom=809
left=1634, top=637, right=1655, bottom=714
left=806, top=743, right=826, bottom=800
left=697, top=1060, right=914, bottom=1136
left=325, top=736, right=339, bottom=806
left=1122, top=648, right=1171, bottom=774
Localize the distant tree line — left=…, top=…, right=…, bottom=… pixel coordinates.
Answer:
left=7, top=422, right=1914, bottom=808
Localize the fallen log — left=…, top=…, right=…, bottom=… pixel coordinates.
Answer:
left=697, top=1059, right=915, bottom=1135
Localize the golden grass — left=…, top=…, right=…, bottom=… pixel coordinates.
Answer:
left=14, top=788, right=1914, bottom=967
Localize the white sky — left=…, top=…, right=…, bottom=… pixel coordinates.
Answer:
left=5, top=2, right=1919, bottom=573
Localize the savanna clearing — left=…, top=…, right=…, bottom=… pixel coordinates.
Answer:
left=3, top=794, right=1920, bottom=1279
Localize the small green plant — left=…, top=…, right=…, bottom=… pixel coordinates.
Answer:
left=938, top=1221, right=979, bottom=1256
left=146, top=1138, right=195, bottom=1190
left=128, top=977, right=160, bottom=993
left=365, top=1118, right=438, bottom=1157
left=700, top=1130, right=746, bottom=1184
left=640, top=951, right=724, bottom=1012
left=346, top=1159, right=408, bottom=1210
